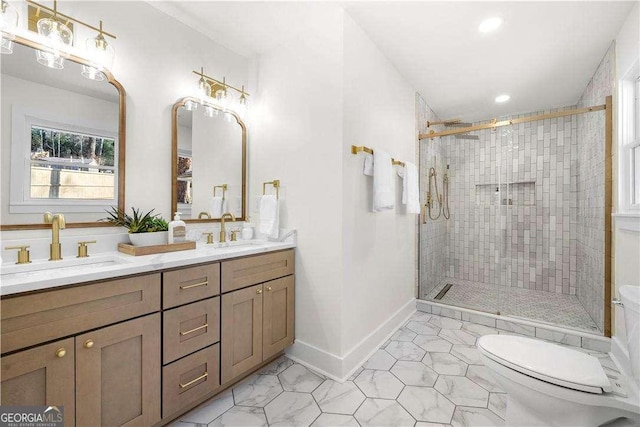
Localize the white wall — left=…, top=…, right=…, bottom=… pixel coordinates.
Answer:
left=340, top=13, right=416, bottom=374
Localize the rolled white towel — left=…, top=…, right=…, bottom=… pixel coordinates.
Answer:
left=399, top=162, right=420, bottom=214
left=259, top=195, right=279, bottom=238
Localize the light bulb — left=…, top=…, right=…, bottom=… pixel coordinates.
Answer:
left=204, top=105, right=219, bottom=118
left=197, top=77, right=211, bottom=102
left=0, top=1, right=19, bottom=54
left=36, top=18, right=73, bottom=69
left=185, top=100, right=198, bottom=111
left=82, top=31, right=114, bottom=80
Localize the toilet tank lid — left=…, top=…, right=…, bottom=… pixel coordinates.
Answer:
left=478, top=335, right=611, bottom=393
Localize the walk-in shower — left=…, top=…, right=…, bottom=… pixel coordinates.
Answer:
left=418, top=97, right=613, bottom=336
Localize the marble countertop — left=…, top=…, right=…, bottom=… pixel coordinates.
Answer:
left=0, top=240, right=296, bottom=296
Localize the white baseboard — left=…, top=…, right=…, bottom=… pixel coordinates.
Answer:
left=286, top=298, right=416, bottom=382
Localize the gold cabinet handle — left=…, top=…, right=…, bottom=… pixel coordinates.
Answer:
left=180, top=281, right=208, bottom=290
left=180, top=323, right=208, bottom=336
left=256, top=289, right=263, bottom=294
left=84, top=339, right=94, bottom=349
left=266, top=286, right=272, bottom=291
left=56, top=348, right=66, bottom=358
left=179, top=372, right=208, bottom=389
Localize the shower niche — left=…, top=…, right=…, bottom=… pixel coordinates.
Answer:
left=475, top=181, right=536, bottom=206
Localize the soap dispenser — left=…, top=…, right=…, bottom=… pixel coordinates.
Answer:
left=168, top=212, right=186, bottom=244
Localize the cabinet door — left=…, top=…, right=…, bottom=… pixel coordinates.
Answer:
left=263, top=276, right=295, bottom=359
left=1, top=338, right=75, bottom=427
left=221, top=284, right=263, bottom=384
left=76, top=314, right=161, bottom=427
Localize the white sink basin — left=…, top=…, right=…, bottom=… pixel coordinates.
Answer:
left=1, top=255, right=133, bottom=280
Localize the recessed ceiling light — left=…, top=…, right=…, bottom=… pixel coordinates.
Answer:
left=495, top=94, right=510, bottom=103
left=479, top=17, right=503, bottom=33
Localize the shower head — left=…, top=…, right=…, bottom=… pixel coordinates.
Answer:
left=455, top=133, right=480, bottom=140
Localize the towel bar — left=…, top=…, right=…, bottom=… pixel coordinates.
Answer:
left=263, top=180, right=280, bottom=199
left=351, top=145, right=405, bottom=167
left=213, top=184, right=228, bottom=199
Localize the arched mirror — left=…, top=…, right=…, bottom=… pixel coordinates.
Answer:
left=0, top=36, right=125, bottom=230
left=171, top=97, right=247, bottom=222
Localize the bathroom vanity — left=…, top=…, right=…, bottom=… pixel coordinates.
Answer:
left=0, top=245, right=295, bottom=426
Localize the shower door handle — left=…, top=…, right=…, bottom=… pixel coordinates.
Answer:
left=612, top=298, right=623, bottom=307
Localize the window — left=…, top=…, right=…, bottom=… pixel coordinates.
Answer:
left=619, top=61, right=640, bottom=213
left=9, top=110, right=118, bottom=214
left=29, top=125, right=116, bottom=200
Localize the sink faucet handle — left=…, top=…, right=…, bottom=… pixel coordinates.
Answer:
left=230, top=230, right=240, bottom=242
left=77, top=240, right=96, bottom=258
left=5, top=245, right=31, bottom=265
left=202, top=233, right=215, bottom=244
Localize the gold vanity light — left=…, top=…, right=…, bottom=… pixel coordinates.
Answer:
left=0, top=1, right=19, bottom=54
left=24, top=0, right=116, bottom=77
left=191, top=68, right=250, bottom=117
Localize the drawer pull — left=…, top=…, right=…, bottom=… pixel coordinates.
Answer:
left=180, top=372, right=208, bottom=389
left=84, top=339, right=94, bottom=349
left=180, top=281, right=208, bottom=290
left=180, top=323, right=209, bottom=336
left=55, top=348, right=66, bottom=358
left=256, top=289, right=263, bottom=294
left=266, top=286, right=272, bottom=291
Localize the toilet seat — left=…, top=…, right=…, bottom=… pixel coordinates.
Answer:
left=477, top=335, right=612, bottom=393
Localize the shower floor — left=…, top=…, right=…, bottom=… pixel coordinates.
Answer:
left=424, top=278, right=601, bottom=333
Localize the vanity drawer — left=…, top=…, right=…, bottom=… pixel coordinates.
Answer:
left=221, top=249, right=294, bottom=293
left=163, top=297, right=220, bottom=364
left=163, top=343, right=220, bottom=418
left=1, top=274, right=161, bottom=354
left=163, top=263, right=220, bottom=309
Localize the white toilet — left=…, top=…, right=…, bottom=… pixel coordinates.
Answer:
left=478, top=285, right=640, bottom=427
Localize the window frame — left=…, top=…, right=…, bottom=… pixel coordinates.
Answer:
left=618, top=60, right=640, bottom=215
left=10, top=107, right=119, bottom=214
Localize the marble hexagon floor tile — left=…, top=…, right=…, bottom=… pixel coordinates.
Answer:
left=406, top=320, right=441, bottom=335
left=354, top=398, right=416, bottom=427
left=390, top=360, right=438, bottom=387
left=397, top=386, right=455, bottom=423
left=363, top=349, right=397, bottom=370
left=391, top=327, right=419, bottom=342
left=354, top=369, right=405, bottom=399
left=423, top=352, right=468, bottom=376
left=465, top=365, right=504, bottom=393
left=258, top=355, right=294, bottom=376
left=310, top=413, right=360, bottom=427
left=488, top=393, right=507, bottom=419
left=429, top=317, right=463, bottom=330
left=414, top=335, right=454, bottom=353
left=233, top=374, right=283, bottom=407
left=451, top=406, right=504, bottom=427
left=434, top=376, right=489, bottom=407
left=312, top=380, right=366, bottom=415
left=384, top=341, right=426, bottom=361
left=439, top=329, right=477, bottom=346
left=278, top=364, right=324, bottom=393
left=209, top=406, right=268, bottom=427
left=264, top=392, right=321, bottom=427
left=450, top=345, right=483, bottom=365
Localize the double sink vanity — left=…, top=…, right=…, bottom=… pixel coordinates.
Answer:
left=0, top=26, right=293, bottom=426
left=1, top=242, right=296, bottom=426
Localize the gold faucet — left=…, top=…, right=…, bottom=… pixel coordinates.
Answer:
left=44, top=212, right=66, bottom=261
left=198, top=212, right=211, bottom=219
left=219, top=213, right=236, bottom=243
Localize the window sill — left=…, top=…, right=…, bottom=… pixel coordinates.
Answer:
left=613, top=213, right=640, bottom=232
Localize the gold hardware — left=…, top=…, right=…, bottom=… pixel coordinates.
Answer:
left=262, top=180, right=280, bottom=199
left=230, top=230, right=240, bottom=242
left=256, top=288, right=263, bottom=294
left=351, top=146, right=406, bottom=167
left=266, top=286, right=272, bottom=291
left=219, top=213, right=236, bottom=243
left=83, top=339, right=94, bottom=349
left=192, top=69, right=250, bottom=99
left=419, top=104, right=607, bottom=140
left=179, top=372, right=208, bottom=389
left=4, top=245, right=31, bottom=264
left=180, top=323, right=208, bottom=336
left=180, top=281, right=208, bottom=290
left=213, top=184, right=228, bottom=199
left=203, top=232, right=215, bottom=244
left=55, top=348, right=66, bottom=358
left=26, top=0, right=116, bottom=39
left=76, top=240, right=96, bottom=258
left=198, top=212, right=211, bottom=219
left=427, top=119, right=461, bottom=127
left=44, top=212, right=65, bottom=261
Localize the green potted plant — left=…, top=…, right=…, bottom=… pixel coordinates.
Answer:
left=102, top=207, right=169, bottom=246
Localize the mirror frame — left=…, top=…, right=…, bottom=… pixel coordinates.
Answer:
left=171, top=97, right=247, bottom=223
left=0, top=34, right=126, bottom=231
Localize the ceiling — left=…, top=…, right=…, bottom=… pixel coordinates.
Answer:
left=149, top=1, right=635, bottom=121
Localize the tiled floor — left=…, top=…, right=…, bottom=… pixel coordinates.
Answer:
left=424, top=278, right=600, bottom=333
left=171, top=310, right=616, bottom=427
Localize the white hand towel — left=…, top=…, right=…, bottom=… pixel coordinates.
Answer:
left=363, top=152, right=373, bottom=176
left=210, top=197, right=224, bottom=218
left=398, top=162, right=420, bottom=214
left=373, top=148, right=394, bottom=212
left=259, top=195, right=279, bottom=238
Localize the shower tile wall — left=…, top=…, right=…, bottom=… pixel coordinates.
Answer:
left=445, top=110, right=578, bottom=294
left=417, top=94, right=448, bottom=296
left=576, top=43, right=614, bottom=332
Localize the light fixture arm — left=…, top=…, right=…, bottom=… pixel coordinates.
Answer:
left=26, top=0, right=117, bottom=39
left=192, top=69, right=250, bottom=98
